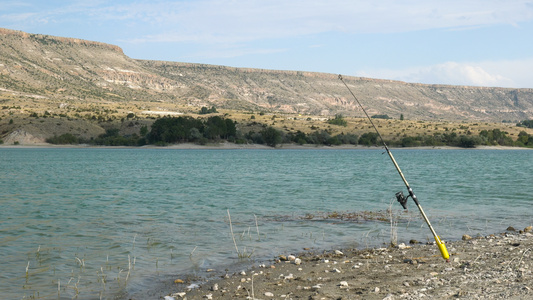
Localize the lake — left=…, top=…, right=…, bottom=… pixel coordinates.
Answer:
left=0, top=148, right=531, bottom=299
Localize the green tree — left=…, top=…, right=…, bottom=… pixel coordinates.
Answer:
left=140, top=125, right=148, bottom=136
left=261, top=126, right=282, bottom=147
left=517, top=119, right=533, bottom=128
left=327, top=114, right=347, bottom=127
left=358, top=132, right=379, bottom=146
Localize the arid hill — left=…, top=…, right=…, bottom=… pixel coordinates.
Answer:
left=2, top=27, right=533, bottom=122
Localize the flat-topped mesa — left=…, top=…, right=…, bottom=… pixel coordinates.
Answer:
left=0, top=27, right=123, bottom=54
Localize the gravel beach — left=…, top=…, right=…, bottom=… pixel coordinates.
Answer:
left=160, top=227, right=532, bottom=300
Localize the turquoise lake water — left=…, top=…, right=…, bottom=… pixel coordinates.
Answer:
left=1, top=148, right=532, bottom=299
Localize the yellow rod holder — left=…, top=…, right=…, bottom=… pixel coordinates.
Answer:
left=339, top=74, right=450, bottom=262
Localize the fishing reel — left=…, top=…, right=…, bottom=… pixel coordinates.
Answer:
left=395, top=191, right=410, bottom=209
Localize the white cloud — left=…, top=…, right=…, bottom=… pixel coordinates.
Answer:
left=99, top=0, right=533, bottom=44
left=355, top=59, right=533, bottom=88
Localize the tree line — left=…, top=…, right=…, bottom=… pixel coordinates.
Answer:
left=46, top=117, right=533, bottom=148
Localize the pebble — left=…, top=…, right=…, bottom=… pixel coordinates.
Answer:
left=524, top=226, right=533, bottom=233
left=335, top=250, right=344, bottom=255
left=374, top=287, right=380, bottom=293
left=164, top=296, right=176, bottom=300
left=264, top=292, right=274, bottom=297
left=204, top=294, right=212, bottom=300
left=339, top=281, right=349, bottom=287
left=288, top=255, right=296, bottom=261
left=462, top=234, right=472, bottom=240
left=211, top=283, right=218, bottom=291
left=294, top=258, right=302, bottom=265
left=174, top=279, right=184, bottom=284
left=398, top=243, right=410, bottom=249
left=171, top=292, right=186, bottom=298
left=332, top=268, right=341, bottom=273
left=240, top=270, right=246, bottom=276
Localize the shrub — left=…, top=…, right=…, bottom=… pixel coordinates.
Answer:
left=358, top=132, right=379, bottom=146
left=46, top=133, right=79, bottom=144
left=261, top=126, right=282, bottom=147
left=327, top=114, right=347, bottom=127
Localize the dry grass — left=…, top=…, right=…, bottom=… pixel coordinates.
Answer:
left=1, top=96, right=532, bottom=144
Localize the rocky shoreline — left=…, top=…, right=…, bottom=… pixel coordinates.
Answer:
left=161, top=227, right=532, bottom=300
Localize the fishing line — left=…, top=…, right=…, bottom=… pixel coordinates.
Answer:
left=338, top=74, right=450, bottom=262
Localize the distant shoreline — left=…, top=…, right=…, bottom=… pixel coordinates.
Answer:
left=1, top=142, right=532, bottom=150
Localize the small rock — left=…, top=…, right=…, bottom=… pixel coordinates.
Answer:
left=524, top=226, right=533, bottom=233
left=312, top=284, right=322, bottom=290
left=409, top=239, right=419, bottom=244
left=284, top=273, right=294, bottom=280
left=204, top=294, right=212, bottom=300
left=279, top=255, right=288, bottom=261
left=240, top=270, right=246, bottom=276
left=403, top=282, right=410, bottom=287
left=171, top=292, right=186, bottom=299
left=332, top=268, right=341, bottom=273
left=206, top=268, right=215, bottom=272
left=339, top=281, right=349, bottom=287
left=288, top=255, right=296, bottom=261
left=164, top=296, right=176, bottom=300
left=174, top=279, right=184, bottom=284
left=335, top=250, right=344, bottom=255
left=374, top=287, right=380, bottom=293
left=187, top=283, right=200, bottom=289
left=507, top=226, right=516, bottom=231
left=398, top=243, right=410, bottom=249
left=264, top=292, right=274, bottom=297
left=462, top=234, right=472, bottom=240
left=211, top=283, right=218, bottom=291
left=294, top=258, right=302, bottom=265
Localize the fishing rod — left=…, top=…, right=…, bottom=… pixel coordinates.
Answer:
left=338, top=74, right=450, bottom=262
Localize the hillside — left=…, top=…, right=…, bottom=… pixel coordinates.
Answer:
left=2, top=27, right=533, bottom=121
left=1, top=28, right=533, bottom=145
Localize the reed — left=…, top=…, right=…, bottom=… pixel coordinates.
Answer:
left=254, top=214, right=260, bottom=241
left=25, top=261, right=30, bottom=282
left=388, top=199, right=398, bottom=247
left=227, top=209, right=254, bottom=258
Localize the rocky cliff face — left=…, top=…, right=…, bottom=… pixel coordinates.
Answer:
left=1, top=27, right=532, bottom=121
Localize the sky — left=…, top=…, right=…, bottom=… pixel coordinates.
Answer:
left=2, top=0, right=533, bottom=88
